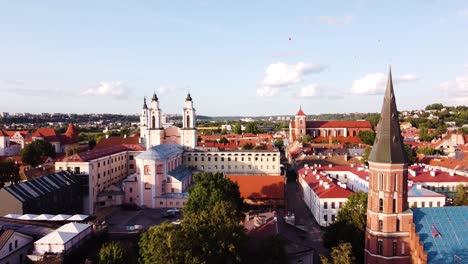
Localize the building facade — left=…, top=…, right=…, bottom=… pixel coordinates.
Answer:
left=0, top=230, right=33, bottom=264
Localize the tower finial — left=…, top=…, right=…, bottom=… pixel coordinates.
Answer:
left=143, top=96, right=148, bottom=109
left=152, top=91, right=158, bottom=102
left=186, top=92, right=192, bottom=101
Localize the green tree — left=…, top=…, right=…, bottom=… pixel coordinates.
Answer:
left=453, top=184, right=468, bottom=206
left=220, top=128, right=228, bottom=135
left=183, top=172, right=245, bottom=218
left=404, top=144, right=415, bottom=165
left=425, top=103, right=444, bottom=111
left=244, top=122, right=259, bottom=134
left=320, top=242, right=355, bottom=264
left=361, top=147, right=372, bottom=165
left=20, top=140, right=56, bottom=167
left=302, top=134, right=313, bottom=143
left=0, top=160, right=20, bottom=189
left=357, top=131, right=376, bottom=145
left=323, top=192, right=367, bottom=263
left=242, top=143, right=254, bottom=150
left=274, top=139, right=284, bottom=150
left=366, top=113, right=381, bottom=127
left=252, top=235, right=288, bottom=264
left=99, top=241, right=127, bottom=264
left=219, top=137, right=229, bottom=144
left=416, top=147, right=442, bottom=155
left=232, top=122, right=242, bottom=134
left=254, top=145, right=267, bottom=150
left=139, top=223, right=187, bottom=264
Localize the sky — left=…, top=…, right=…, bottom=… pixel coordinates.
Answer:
left=1, top=0, right=468, bottom=116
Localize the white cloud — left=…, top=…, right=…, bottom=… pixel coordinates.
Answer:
left=440, top=74, right=468, bottom=103
left=157, top=86, right=185, bottom=95
left=351, top=72, right=421, bottom=95
left=298, top=84, right=320, bottom=98
left=301, top=15, right=353, bottom=26
left=395, top=74, right=420, bottom=82
left=81, top=81, right=129, bottom=99
left=257, top=62, right=327, bottom=97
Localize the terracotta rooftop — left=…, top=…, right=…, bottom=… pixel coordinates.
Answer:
left=296, top=107, right=306, bottom=117
left=95, top=136, right=144, bottom=151
left=226, top=175, right=285, bottom=200
left=61, top=145, right=128, bottom=162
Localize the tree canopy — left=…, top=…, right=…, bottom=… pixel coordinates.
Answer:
left=99, top=241, right=127, bottom=264
left=242, top=143, right=254, bottom=150
left=416, top=147, right=443, bottom=155
left=320, top=242, right=355, bottom=264
left=244, top=122, right=260, bottom=134
left=232, top=123, right=242, bottom=134
left=453, top=184, right=468, bottom=206
left=0, top=160, right=20, bottom=189
left=357, top=131, right=376, bottom=145
left=218, top=137, right=229, bottom=144
left=183, top=172, right=245, bottom=219
left=20, top=139, right=56, bottom=167
left=323, top=192, right=367, bottom=263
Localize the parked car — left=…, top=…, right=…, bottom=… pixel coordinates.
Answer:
left=162, top=208, right=180, bottom=218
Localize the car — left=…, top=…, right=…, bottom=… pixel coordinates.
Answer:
left=162, top=208, right=180, bottom=218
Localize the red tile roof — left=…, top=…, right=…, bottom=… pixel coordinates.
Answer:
left=227, top=175, right=285, bottom=200
left=0, top=130, right=8, bottom=137
left=61, top=145, right=128, bottom=162
left=296, top=107, right=306, bottom=116
left=298, top=166, right=353, bottom=199
left=95, top=136, right=145, bottom=151
left=306, top=120, right=373, bottom=128
left=409, top=165, right=468, bottom=183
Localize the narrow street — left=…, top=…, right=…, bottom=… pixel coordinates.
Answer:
left=285, top=181, right=330, bottom=260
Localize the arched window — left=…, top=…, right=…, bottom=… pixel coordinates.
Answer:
left=152, top=116, right=156, bottom=128
left=392, top=198, right=396, bottom=213
left=396, top=218, right=400, bottom=232
left=187, top=115, right=190, bottom=128
left=379, top=198, right=383, bottom=212
left=378, top=220, right=383, bottom=231
left=377, top=240, right=383, bottom=255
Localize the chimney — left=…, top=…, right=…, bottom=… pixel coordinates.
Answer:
left=409, top=169, right=416, bottom=177
left=316, top=175, right=320, bottom=180
left=328, top=164, right=332, bottom=168
left=449, top=171, right=455, bottom=176
left=319, top=180, right=323, bottom=186
left=124, top=134, right=127, bottom=138
left=430, top=171, right=436, bottom=177
left=305, top=170, right=308, bottom=175
left=416, top=184, right=422, bottom=189
left=351, top=164, right=355, bottom=168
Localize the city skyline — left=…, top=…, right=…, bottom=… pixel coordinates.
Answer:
left=1, top=0, right=468, bottom=116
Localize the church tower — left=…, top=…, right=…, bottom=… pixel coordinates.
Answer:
left=144, top=93, right=165, bottom=149
left=365, top=68, right=413, bottom=264
left=140, top=97, right=149, bottom=148
left=180, top=93, right=197, bottom=149
left=294, top=106, right=307, bottom=140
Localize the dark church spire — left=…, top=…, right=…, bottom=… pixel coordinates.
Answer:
left=368, top=67, right=408, bottom=164
left=143, top=97, right=148, bottom=109
left=152, top=92, right=158, bottom=102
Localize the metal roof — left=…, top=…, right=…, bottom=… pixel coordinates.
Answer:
left=136, top=143, right=183, bottom=160
left=368, top=67, right=408, bottom=164
left=4, top=171, right=79, bottom=202
left=168, top=166, right=192, bottom=181
left=412, top=206, right=468, bottom=263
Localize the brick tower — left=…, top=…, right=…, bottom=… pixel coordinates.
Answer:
left=365, top=68, right=413, bottom=263
left=294, top=106, right=307, bottom=140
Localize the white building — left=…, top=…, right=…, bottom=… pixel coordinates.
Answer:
left=0, top=230, right=33, bottom=264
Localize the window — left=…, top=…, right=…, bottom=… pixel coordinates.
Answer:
left=437, top=201, right=441, bottom=207
left=413, top=201, right=417, bottom=207
left=9, top=242, right=12, bottom=251
left=379, top=198, right=383, bottom=212
left=323, top=215, right=328, bottom=222
left=396, top=219, right=400, bottom=232
left=393, top=199, right=396, bottom=213
left=129, top=155, right=134, bottom=160
left=214, top=157, right=218, bottom=161
left=169, top=202, right=173, bottom=205
left=98, top=162, right=100, bottom=168
left=171, top=188, right=174, bottom=193
left=107, top=196, right=113, bottom=200
left=422, top=202, right=425, bottom=208
left=129, top=187, right=133, bottom=193
left=377, top=241, right=383, bottom=255
left=15, top=240, right=18, bottom=248
left=331, top=202, right=335, bottom=209
left=160, top=201, right=163, bottom=205
left=331, top=215, right=335, bottom=222
left=429, top=202, right=433, bottom=207
left=393, top=241, right=397, bottom=256
left=379, top=174, right=383, bottom=190
left=74, top=167, right=80, bottom=174
left=378, top=220, right=383, bottom=231
left=324, top=202, right=328, bottom=209
left=129, top=164, right=134, bottom=169
left=129, top=197, right=133, bottom=203
left=339, top=202, right=343, bottom=208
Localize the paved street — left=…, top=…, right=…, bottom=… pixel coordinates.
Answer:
left=285, top=181, right=330, bottom=259
left=105, top=208, right=173, bottom=233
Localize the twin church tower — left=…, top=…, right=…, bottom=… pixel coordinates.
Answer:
left=139, top=93, right=197, bottom=150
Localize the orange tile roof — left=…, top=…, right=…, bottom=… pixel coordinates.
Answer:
left=62, top=145, right=128, bottom=162
left=296, top=107, right=306, bottom=116
left=95, top=136, right=145, bottom=151
left=227, top=175, right=285, bottom=200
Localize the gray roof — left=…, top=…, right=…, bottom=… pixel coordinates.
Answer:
left=4, top=171, right=79, bottom=203
left=136, top=143, right=183, bottom=161
left=168, top=166, right=192, bottom=181
left=156, top=192, right=189, bottom=199
left=368, top=67, right=408, bottom=164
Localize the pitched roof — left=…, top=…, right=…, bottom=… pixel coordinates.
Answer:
left=368, top=67, right=408, bottom=164
left=226, top=175, right=285, bottom=199
left=62, top=145, right=128, bottom=162
left=0, top=229, right=15, bottom=250
left=296, top=107, right=306, bottom=116
left=95, top=136, right=144, bottom=151
left=305, top=120, right=373, bottom=128
left=137, top=143, right=183, bottom=160
left=412, top=207, right=468, bottom=263
left=0, top=130, right=8, bottom=137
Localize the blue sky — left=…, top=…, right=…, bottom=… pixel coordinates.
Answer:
left=1, top=0, right=468, bottom=116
